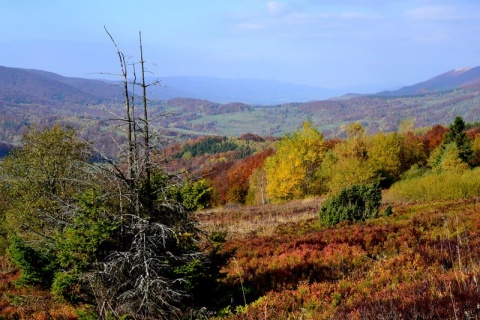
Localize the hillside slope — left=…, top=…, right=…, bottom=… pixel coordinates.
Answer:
left=156, top=86, right=480, bottom=137
left=0, top=66, right=124, bottom=106
left=1, top=65, right=480, bottom=144
left=197, top=197, right=480, bottom=319
left=377, top=66, right=480, bottom=96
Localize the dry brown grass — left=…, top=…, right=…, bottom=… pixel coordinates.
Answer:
left=196, top=197, right=324, bottom=238
left=0, top=255, right=16, bottom=274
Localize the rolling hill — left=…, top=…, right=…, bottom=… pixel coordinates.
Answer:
left=0, top=66, right=338, bottom=106
left=1, top=65, right=480, bottom=147
left=0, top=66, right=124, bottom=106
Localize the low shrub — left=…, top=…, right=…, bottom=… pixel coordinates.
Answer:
left=319, top=183, right=382, bottom=227
left=385, top=167, right=480, bottom=203
left=7, top=237, right=57, bottom=287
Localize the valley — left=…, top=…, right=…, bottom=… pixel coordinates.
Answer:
left=1, top=64, right=480, bottom=319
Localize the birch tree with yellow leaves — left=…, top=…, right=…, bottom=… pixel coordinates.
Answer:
left=264, top=121, right=327, bottom=202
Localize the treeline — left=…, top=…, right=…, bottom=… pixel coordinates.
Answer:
left=175, top=136, right=254, bottom=159
left=164, top=116, right=480, bottom=209
left=159, top=134, right=275, bottom=206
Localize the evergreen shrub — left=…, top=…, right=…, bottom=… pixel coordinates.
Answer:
left=319, top=183, right=382, bottom=227
left=7, top=236, right=57, bottom=287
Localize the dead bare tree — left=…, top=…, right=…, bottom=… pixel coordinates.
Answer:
left=139, top=32, right=152, bottom=188
left=90, top=215, right=192, bottom=319
left=84, top=29, right=206, bottom=319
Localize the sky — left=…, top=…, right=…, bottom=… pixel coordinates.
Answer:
left=2, top=0, right=480, bottom=91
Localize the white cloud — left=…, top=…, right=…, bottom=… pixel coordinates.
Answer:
left=267, top=1, right=289, bottom=16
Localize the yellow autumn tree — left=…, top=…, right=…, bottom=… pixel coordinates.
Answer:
left=246, top=167, right=268, bottom=205
left=472, top=136, right=480, bottom=166
left=321, top=123, right=377, bottom=194
left=367, top=132, right=403, bottom=184
left=367, top=131, right=428, bottom=186
left=322, top=154, right=376, bottom=195
left=428, top=142, right=469, bottom=173
left=264, top=121, right=327, bottom=202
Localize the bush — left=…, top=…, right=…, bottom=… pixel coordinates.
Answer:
left=179, top=179, right=213, bottom=211
left=400, top=164, right=428, bottom=180
left=51, top=271, right=80, bottom=302
left=385, top=167, right=480, bottom=203
left=319, top=183, right=382, bottom=227
left=7, top=236, right=57, bottom=287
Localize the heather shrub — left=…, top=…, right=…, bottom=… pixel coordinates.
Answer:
left=319, top=183, right=382, bottom=227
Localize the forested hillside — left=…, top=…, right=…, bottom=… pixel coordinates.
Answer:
left=2, top=65, right=480, bottom=149
left=3, top=106, right=480, bottom=318
left=3, top=40, right=480, bottom=319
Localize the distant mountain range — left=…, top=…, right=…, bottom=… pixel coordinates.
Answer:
left=0, top=66, right=346, bottom=105
left=377, top=66, right=480, bottom=97
left=2, top=65, right=480, bottom=106
left=139, top=66, right=480, bottom=103
left=149, top=76, right=340, bottom=104
left=0, top=66, right=124, bottom=107
left=1, top=64, right=480, bottom=147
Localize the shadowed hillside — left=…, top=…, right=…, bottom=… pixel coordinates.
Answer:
left=0, top=66, right=124, bottom=106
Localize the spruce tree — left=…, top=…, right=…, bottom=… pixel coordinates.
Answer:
left=443, top=116, right=473, bottom=166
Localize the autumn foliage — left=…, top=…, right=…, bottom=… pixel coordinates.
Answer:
left=3, top=117, right=480, bottom=318
left=264, top=121, right=327, bottom=202
left=224, top=149, right=274, bottom=204
left=211, top=198, right=480, bottom=319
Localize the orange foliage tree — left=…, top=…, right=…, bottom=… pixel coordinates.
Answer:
left=419, top=124, right=448, bottom=153
left=225, top=149, right=274, bottom=204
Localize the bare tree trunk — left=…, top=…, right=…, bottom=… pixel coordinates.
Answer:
left=105, top=27, right=139, bottom=216
left=139, top=32, right=151, bottom=186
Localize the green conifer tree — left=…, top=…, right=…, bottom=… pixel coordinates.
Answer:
left=443, top=116, right=473, bottom=166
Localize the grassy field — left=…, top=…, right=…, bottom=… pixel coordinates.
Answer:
left=198, top=197, right=323, bottom=239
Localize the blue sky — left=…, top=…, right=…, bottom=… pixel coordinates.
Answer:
left=2, top=0, right=480, bottom=91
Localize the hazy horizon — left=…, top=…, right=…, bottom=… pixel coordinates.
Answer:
left=2, top=1, right=479, bottom=90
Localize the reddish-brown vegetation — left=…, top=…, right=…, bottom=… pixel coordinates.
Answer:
left=156, top=136, right=275, bottom=205
left=419, top=124, right=448, bottom=152
left=0, top=262, right=78, bottom=319
left=202, top=198, right=480, bottom=319
left=467, top=126, right=480, bottom=139
left=224, top=149, right=274, bottom=204
left=3, top=160, right=480, bottom=318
